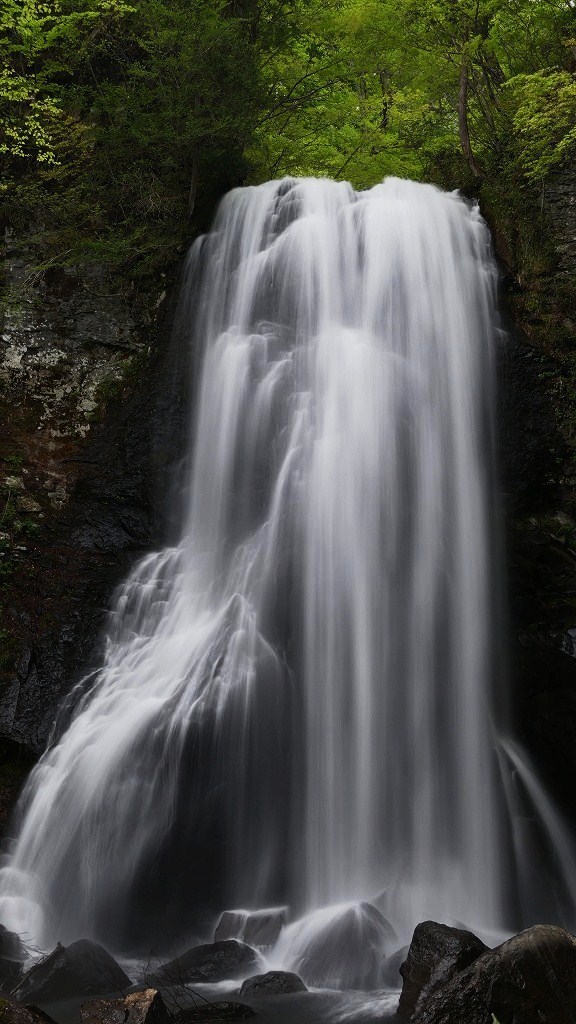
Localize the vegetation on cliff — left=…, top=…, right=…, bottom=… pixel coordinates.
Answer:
left=0, top=0, right=274, bottom=277
left=1, top=0, right=574, bottom=279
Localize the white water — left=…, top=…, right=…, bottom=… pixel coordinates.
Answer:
left=1, top=177, right=575, bottom=964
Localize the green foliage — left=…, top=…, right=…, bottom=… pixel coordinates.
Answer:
left=506, top=70, right=576, bottom=180
left=0, top=0, right=574, bottom=278
left=249, top=0, right=576, bottom=191
left=1, top=0, right=267, bottom=277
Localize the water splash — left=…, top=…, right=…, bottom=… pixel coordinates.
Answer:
left=0, top=177, right=574, bottom=959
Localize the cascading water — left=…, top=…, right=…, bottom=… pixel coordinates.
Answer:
left=1, top=177, right=575, bottom=967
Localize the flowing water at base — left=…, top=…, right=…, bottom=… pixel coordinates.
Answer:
left=1, top=178, right=575, bottom=974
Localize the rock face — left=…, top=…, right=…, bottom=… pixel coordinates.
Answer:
left=398, top=923, right=576, bottom=1024
left=12, top=940, right=131, bottom=1005
left=0, top=240, right=188, bottom=763
left=398, top=921, right=487, bottom=1019
left=543, top=156, right=576, bottom=279
left=214, top=908, right=288, bottom=948
left=239, top=971, right=307, bottom=997
left=495, top=320, right=576, bottom=842
left=494, top=159, right=576, bottom=833
left=81, top=989, right=170, bottom=1024
left=0, top=923, right=27, bottom=993
left=149, top=941, right=261, bottom=988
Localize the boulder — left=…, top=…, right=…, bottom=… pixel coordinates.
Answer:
left=398, top=921, right=487, bottom=1019
left=215, top=908, right=288, bottom=948
left=149, top=941, right=261, bottom=987
left=400, top=924, right=576, bottom=1024
left=0, top=924, right=28, bottom=993
left=12, top=940, right=131, bottom=1005
left=280, top=901, right=397, bottom=990
left=239, top=971, right=307, bottom=996
left=81, top=990, right=170, bottom=1024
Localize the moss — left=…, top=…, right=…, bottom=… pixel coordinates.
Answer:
left=92, top=349, right=151, bottom=415
left=93, top=361, right=134, bottom=408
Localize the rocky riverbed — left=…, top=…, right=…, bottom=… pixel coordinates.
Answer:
left=0, top=916, right=575, bottom=1024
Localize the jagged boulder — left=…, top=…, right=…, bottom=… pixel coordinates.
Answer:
left=214, top=908, right=288, bottom=948
left=12, top=940, right=131, bottom=1005
left=81, top=989, right=170, bottom=1024
left=398, top=921, right=487, bottom=1019
left=149, top=941, right=261, bottom=987
left=0, top=924, right=28, bottom=993
left=399, top=924, right=576, bottom=1024
left=239, top=970, right=307, bottom=996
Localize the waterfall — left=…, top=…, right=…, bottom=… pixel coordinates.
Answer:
left=1, top=177, right=574, bottom=961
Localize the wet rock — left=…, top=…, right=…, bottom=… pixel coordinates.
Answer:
left=281, top=901, right=397, bottom=990
left=398, top=921, right=487, bottom=1020
left=12, top=940, right=131, bottom=1005
left=382, top=945, right=408, bottom=989
left=239, top=971, right=307, bottom=996
left=401, top=924, right=576, bottom=1024
left=175, top=1003, right=255, bottom=1022
left=149, top=941, right=261, bottom=987
left=0, top=923, right=27, bottom=993
left=81, top=989, right=170, bottom=1024
left=215, top=908, right=288, bottom=948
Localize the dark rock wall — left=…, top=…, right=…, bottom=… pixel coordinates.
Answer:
left=0, top=236, right=191, bottom=777
left=494, top=155, right=576, bottom=818
left=543, top=160, right=576, bottom=279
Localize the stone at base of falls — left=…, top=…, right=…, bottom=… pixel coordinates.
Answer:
left=214, top=908, right=288, bottom=948
left=280, top=901, right=397, bottom=990
left=0, top=924, right=28, bottom=993
left=239, top=971, right=307, bottom=997
left=12, top=940, right=131, bottom=1005
left=81, top=990, right=170, bottom=1024
left=398, top=921, right=487, bottom=1019
left=149, top=941, right=261, bottom=987
left=381, top=946, right=409, bottom=989
left=0, top=999, right=55, bottom=1024
left=398, top=923, right=576, bottom=1024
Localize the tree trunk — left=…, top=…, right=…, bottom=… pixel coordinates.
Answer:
left=458, top=60, right=481, bottom=178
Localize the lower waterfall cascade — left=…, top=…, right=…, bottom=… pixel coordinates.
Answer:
left=1, top=176, right=576, bottom=974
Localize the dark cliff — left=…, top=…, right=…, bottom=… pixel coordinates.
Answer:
left=493, top=156, right=576, bottom=817
left=0, top=237, right=191, bottom=818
